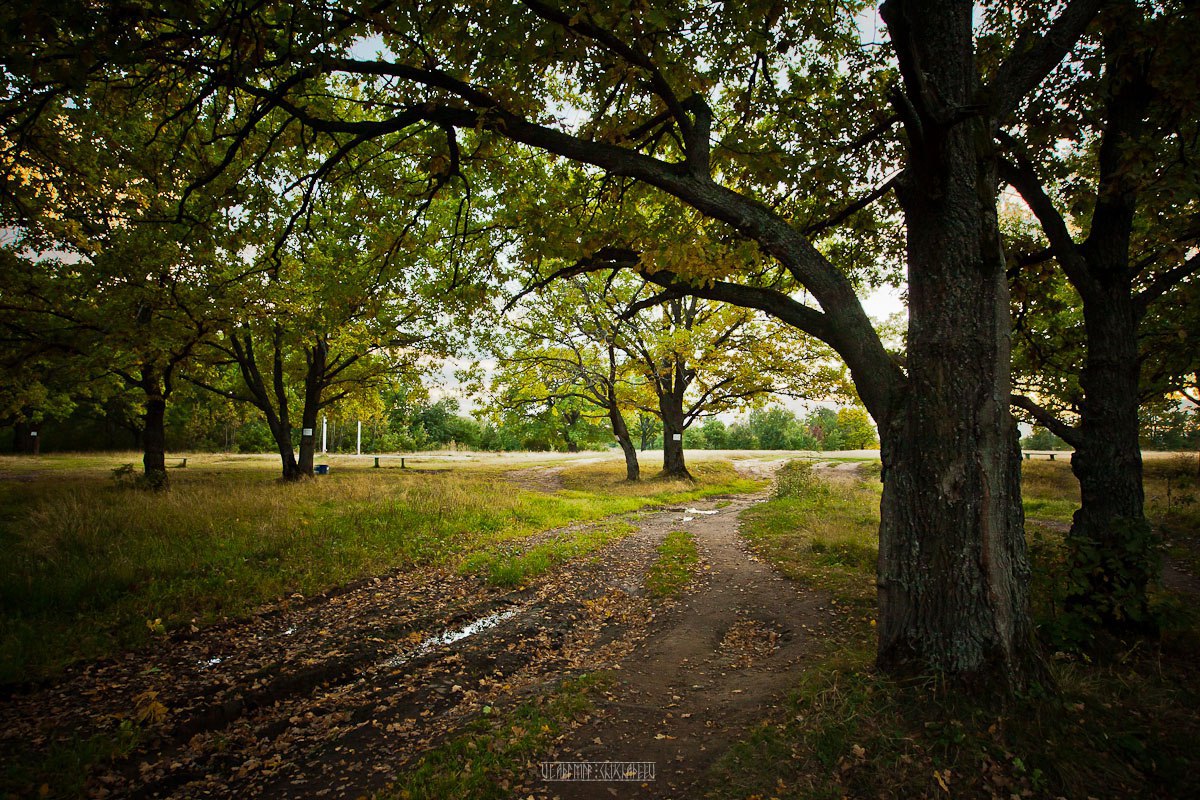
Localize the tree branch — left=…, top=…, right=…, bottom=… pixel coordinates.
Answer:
left=984, top=0, right=1106, bottom=121
left=1010, top=394, right=1083, bottom=447
left=1135, top=251, right=1200, bottom=314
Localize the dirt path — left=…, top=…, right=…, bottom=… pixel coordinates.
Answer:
left=505, top=466, right=567, bottom=493
left=1, top=480, right=829, bottom=799
left=535, top=495, right=829, bottom=799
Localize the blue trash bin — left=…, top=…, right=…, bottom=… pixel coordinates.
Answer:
left=314, top=464, right=329, bottom=475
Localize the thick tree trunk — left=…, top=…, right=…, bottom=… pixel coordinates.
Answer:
left=1069, top=289, right=1152, bottom=627
left=608, top=404, right=640, bottom=482
left=875, top=0, right=1042, bottom=690
left=141, top=380, right=169, bottom=489
left=296, top=342, right=326, bottom=479
left=658, top=397, right=691, bottom=480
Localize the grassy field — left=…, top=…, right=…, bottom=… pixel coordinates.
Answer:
left=722, top=458, right=1200, bottom=799
left=0, top=453, right=761, bottom=684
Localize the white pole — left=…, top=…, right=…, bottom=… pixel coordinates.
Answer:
left=357, top=420, right=362, bottom=455
left=321, top=416, right=327, bottom=453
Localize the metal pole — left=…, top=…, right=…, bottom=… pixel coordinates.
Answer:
left=357, top=420, right=362, bottom=455
left=322, top=416, right=327, bottom=453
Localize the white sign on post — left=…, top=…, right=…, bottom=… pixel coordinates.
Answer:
left=302, top=428, right=313, bottom=436
left=672, top=433, right=682, bottom=441
left=29, top=431, right=37, bottom=437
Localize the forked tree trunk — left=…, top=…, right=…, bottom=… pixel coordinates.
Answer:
left=1069, top=287, right=1152, bottom=628
left=876, top=0, right=1043, bottom=690
left=272, top=422, right=301, bottom=481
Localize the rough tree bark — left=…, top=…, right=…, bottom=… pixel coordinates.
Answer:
left=872, top=0, right=1044, bottom=687
left=658, top=383, right=691, bottom=480
left=1069, top=285, right=1152, bottom=626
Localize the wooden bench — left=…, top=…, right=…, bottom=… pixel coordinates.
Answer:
left=373, top=456, right=408, bottom=469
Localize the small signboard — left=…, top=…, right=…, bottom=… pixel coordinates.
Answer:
left=302, top=428, right=313, bottom=436
left=672, top=433, right=682, bottom=441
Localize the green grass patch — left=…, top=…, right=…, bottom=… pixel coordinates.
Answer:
left=644, top=531, right=699, bottom=598
left=460, top=520, right=635, bottom=587
left=1021, top=460, right=1080, bottom=522
left=0, top=457, right=759, bottom=684
left=380, top=673, right=610, bottom=800
left=740, top=461, right=880, bottom=614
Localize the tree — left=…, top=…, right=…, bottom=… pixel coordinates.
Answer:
left=1, top=0, right=1105, bottom=688
left=836, top=407, right=879, bottom=450
left=1002, top=2, right=1200, bottom=629
left=489, top=274, right=649, bottom=480
left=1021, top=427, right=1070, bottom=451
left=618, top=288, right=839, bottom=478
left=699, top=418, right=728, bottom=450
left=0, top=81, right=247, bottom=486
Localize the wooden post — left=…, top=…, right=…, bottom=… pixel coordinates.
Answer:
left=374, top=456, right=380, bottom=468
left=401, top=457, right=406, bottom=469
left=180, top=457, right=187, bottom=468
left=1049, top=454, right=1055, bottom=461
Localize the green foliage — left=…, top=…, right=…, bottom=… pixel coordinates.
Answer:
left=1021, top=426, right=1071, bottom=451
left=706, top=405, right=878, bottom=452
left=1140, top=402, right=1200, bottom=451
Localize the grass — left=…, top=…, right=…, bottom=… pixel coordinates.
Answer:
left=1, top=719, right=142, bottom=800
left=379, top=672, right=611, bottom=800
left=715, top=458, right=1200, bottom=799
left=459, top=519, right=636, bottom=587
left=740, top=461, right=880, bottom=616
left=0, top=456, right=762, bottom=684
left=1021, top=459, right=1081, bottom=522
left=644, top=530, right=700, bottom=598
